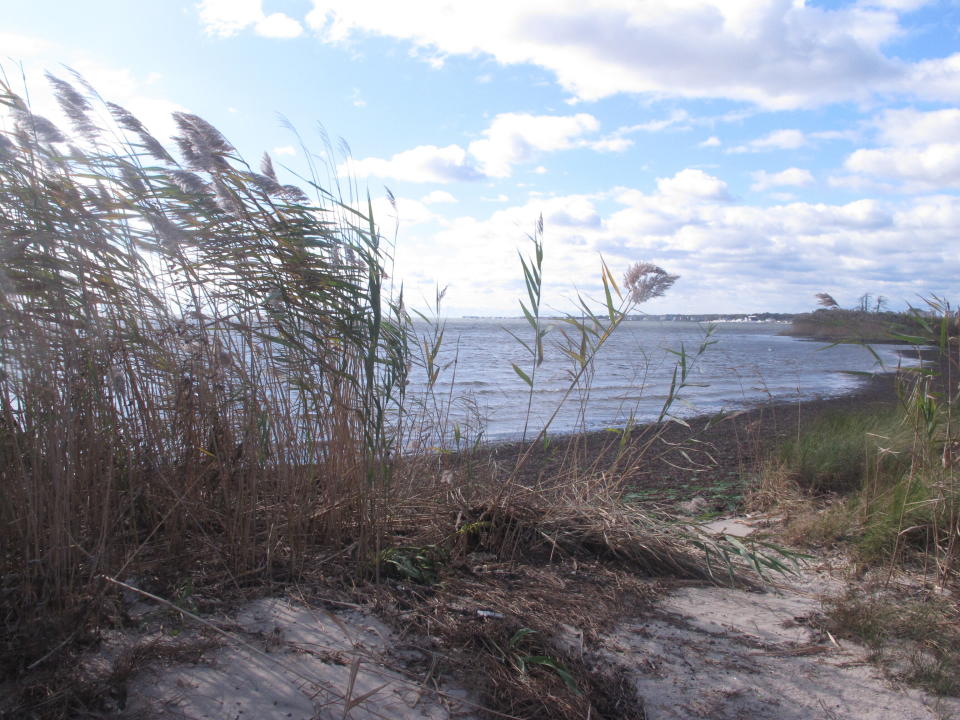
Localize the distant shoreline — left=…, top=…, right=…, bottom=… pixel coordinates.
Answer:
left=459, top=313, right=797, bottom=322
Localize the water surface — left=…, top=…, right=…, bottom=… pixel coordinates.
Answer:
left=405, top=319, right=911, bottom=443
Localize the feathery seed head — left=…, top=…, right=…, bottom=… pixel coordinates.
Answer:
left=46, top=73, right=99, bottom=140
left=261, top=151, right=277, bottom=180
left=212, top=178, right=244, bottom=216
left=281, top=185, right=309, bottom=204
left=15, top=110, right=66, bottom=145
left=623, top=262, right=678, bottom=304
left=173, top=112, right=233, bottom=172
left=107, top=102, right=174, bottom=163
left=168, top=169, right=208, bottom=195
left=815, top=292, right=839, bottom=309
left=0, top=134, right=14, bottom=161
left=247, top=172, right=283, bottom=196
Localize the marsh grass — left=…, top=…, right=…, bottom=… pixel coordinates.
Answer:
left=754, top=298, right=958, bottom=574
left=787, top=307, right=928, bottom=343
left=0, top=71, right=411, bottom=695
left=773, top=408, right=907, bottom=494
left=751, top=299, right=959, bottom=696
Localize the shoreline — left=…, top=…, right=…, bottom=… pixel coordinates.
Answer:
left=444, top=361, right=905, bottom=511
left=457, top=337, right=929, bottom=451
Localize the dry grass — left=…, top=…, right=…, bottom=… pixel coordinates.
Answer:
left=822, top=582, right=960, bottom=696
left=0, top=71, right=411, bottom=716
left=355, top=470, right=777, bottom=719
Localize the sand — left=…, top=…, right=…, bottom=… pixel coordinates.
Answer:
left=108, top=596, right=478, bottom=719
left=601, top=517, right=959, bottom=720
left=107, top=515, right=958, bottom=719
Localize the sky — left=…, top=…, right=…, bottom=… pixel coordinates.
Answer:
left=2, top=0, right=960, bottom=316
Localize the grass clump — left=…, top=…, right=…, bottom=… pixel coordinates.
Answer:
left=775, top=407, right=907, bottom=494
left=823, top=588, right=960, bottom=696
left=756, top=296, right=958, bottom=582
left=0, top=70, right=412, bottom=715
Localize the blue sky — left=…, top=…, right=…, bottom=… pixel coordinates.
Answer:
left=3, top=0, right=959, bottom=315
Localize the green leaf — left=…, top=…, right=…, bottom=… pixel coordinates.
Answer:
left=511, top=363, right=533, bottom=387
left=521, top=656, right=581, bottom=694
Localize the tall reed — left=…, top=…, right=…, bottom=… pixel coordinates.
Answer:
left=0, top=73, right=410, bottom=653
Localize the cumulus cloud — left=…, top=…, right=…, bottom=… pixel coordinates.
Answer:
left=272, top=145, right=296, bottom=156
left=198, top=0, right=303, bottom=38
left=619, top=110, right=692, bottom=134
left=257, top=12, right=304, bottom=38
left=840, top=107, right=960, bottom=189
left=345, top=144, right=483, bottom=184
left=299, top=0, right=954, bottom=109
left=845, top=144, right=960, bottom=189
left=343, top=112, right=618, bottom=182
left=875, top=107, right=960, bottom=146
left=468, top=112, right=600, bottom=177
left=421, top=190, right=457, bottom=204
left=903, top=53, right=960, bottom=104
left=394, top=184, right=956, bottom=315
left=371, top=196, right=437, bottom=226
left=730, top=129, right=806, bottom=153
left=751, top=167, right=814, bottom=192
left=699, top=136, right=721, bottom=148
left=656, top=169, right=731, bottom=201
left=0, top=32, right=52, bottom=57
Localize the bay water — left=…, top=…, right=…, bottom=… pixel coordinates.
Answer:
left=405, top=319, right=913, bottom=443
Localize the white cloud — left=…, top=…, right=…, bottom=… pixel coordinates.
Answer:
left=302, top=0, right=937, bottom=109
left=582, top=111, right=694, bottom=154
left=344, top=112, right=613, bottom=182
left=272, top=145, right=297, bottom=156
left=588, top=136, right=633, bottom=153
left=656, top=169, right=731, bottom=202
left=345, top=144, right=482, bottom=183
left=619, top=110, right=692, bottom=134
left=421, top=190, right=457, bottom=204
left=845, top=144, right=960, bottom=189
left=769, top=192, right=797, bottom=202
left=198, top=0, right=303, bottom=39
left=198, top=0, right=262, bottom=36
left=0, top=32, right=52, bottom=57
left=372, top=196, right=437, bottom=226
left=875, top=107, right=960, bottom=146
left=904, top=53, right=960, bottom=104
left=730, top=129, right=806, bottom=153
left=858, top=0, right=929, bottom=10
left=256, top=12, right=304, bottom=38
left=699, top=136, right=721, bottom=148
left=468, top=112, right=599, bottom=178
left=840, top=107, right=960, bottom=189
left=751, top=167, right=814, bottom=192
left=811, top=129, right=859, bottom=142
left=393, top=185, right=958, bottom=315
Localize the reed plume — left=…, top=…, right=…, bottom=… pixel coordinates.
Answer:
left=623, top=262, right=679, bottom=304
